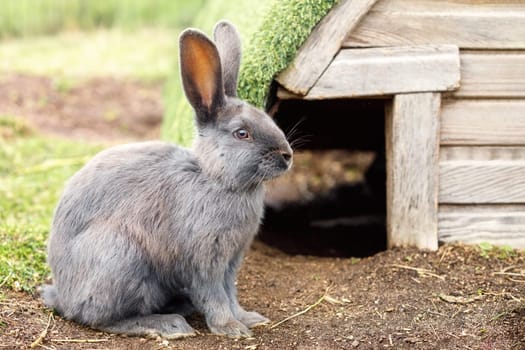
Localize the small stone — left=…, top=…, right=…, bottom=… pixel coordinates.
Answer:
left=404, top=337, right=420, bottom=344
left=351, top=340, right=360, bottom=348
left=13, top=281, right=21, bottom=292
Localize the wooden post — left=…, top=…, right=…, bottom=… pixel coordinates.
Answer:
left=385, top=93, right=441, bottom=250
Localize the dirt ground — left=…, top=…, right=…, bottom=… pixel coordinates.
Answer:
left=1, top=74, right=524, bottom=349
left=0, top=73, right=163, bottom=143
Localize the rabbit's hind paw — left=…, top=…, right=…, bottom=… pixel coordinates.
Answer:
left=101, top=314, right=196, bottom=339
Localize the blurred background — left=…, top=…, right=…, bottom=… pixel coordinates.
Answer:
left=0, top=0, right=273, bottom=144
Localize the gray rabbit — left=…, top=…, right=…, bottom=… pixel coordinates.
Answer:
left=40, top=21, right=293, bottom=339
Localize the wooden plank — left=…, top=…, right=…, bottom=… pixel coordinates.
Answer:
left=452, top=52, right=525, bottom=98
left=374, top=0, right=525, bottom=12
left=275, top=0, right=378, bottom=95
left=344, top=1, right=525, bottom=49
left=386, top=92, right=441, bottom=250
left=276, top=87, right=303, bottom=100
left=439, top=205, right=525, bottom=249
left=276, top=85, right=389, bottom=100
left=439, top=160, right=525, bottom=203
left=296, top=45, right=460, bottom=99
left=440, top=146, right=525, bottom=161
left=441, top=99, right=525, bottom=145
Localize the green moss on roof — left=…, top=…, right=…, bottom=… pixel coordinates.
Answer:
left=161, top=0, right=338, bottom=145
left=239, top=0, right=338, bottom=107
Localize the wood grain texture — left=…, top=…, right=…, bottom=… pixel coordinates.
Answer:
left=276, top=87, right=304, bottom=100
left=441, top=99, right=525, bottom=145
left=344, top=1, right=525, bottom=49
left=439, top=205, right=525, bottom=248
left=373, top=0, right=525, bottom=12
left=275, top=0, right=378, bottom=95
left=440, top=146, right=525, bottom=161
left=439, top=160, right=525, bottom=204
left=288, top=45, right=460, bottom=99
left=452, top=52, right=525, bottom=98
left=386, top=92, right=441, bottom=250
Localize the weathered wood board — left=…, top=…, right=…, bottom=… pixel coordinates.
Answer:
left=439, top=205, right=525, bottom=248
left=440, top=160, right=525, bottom=204
left=276, top=0, right=378, bottom=95
left=451, top=51, right=525, bottom=98
left=344, top=0, right=525, bottom=49
left=279, top=51, right=525, bottom=100
left=441, top=100, right=525, bottom=145
left=441, top=147, right=525, bottom=161
left=386, top=92, right=440, bottom=250
left=373, top=0, right=525, bottom=12
left=279, top=45, right=460, bottom=99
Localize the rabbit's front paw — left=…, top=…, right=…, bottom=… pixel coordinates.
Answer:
left=237, top=311, right=270, bottom=328
left=209, top=319, right=253, bottom=338
left=159, top=317, right=197, bottom=339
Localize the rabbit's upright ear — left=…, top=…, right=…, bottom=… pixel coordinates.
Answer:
left=213, top=21, right=241, bottom=97
left=180, top=29, right=224, bottom=124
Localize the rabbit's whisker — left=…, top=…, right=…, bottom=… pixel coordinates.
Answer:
left=284, top=117, right=312, bottom=151
left=289, top=135, right=311, bottom=150
left=285, top=117, right=306, bottom=141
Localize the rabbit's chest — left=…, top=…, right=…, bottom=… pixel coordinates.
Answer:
left=204, top=191, right=264, bottom=234
left=175, top=183, right=265, bottom=239
left=177, top=189, right=264, bottom=263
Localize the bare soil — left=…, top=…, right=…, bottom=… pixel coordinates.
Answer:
left=1, top=74, right=524, bottom=350
left=0, top=73, right=163, bottom=143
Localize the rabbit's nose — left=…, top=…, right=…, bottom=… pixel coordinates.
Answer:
left=281, top=151, right=292, bottom=163
left=280, top=150, right=293, bottom=166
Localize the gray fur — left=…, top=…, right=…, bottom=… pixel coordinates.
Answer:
left=213, top=20, right=242, bottom=97
left=41, top=22, right=292, bottom=339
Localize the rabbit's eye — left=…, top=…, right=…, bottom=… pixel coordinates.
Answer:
left=233, top=128, right=250, bottom=140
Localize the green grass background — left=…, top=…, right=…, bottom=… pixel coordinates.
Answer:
left=0, top=117, right=101, bottom=292
left=0, top=28, right=179, bottom=81
left=0, top=0, right=204, bottom=38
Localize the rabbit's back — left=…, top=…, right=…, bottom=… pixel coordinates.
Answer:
left=50, top=141, right=196, bottom=241
left=49, top=140, right=265, bottom=277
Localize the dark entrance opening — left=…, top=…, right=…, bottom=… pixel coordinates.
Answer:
left=260, top=99, right=387, bottom=257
